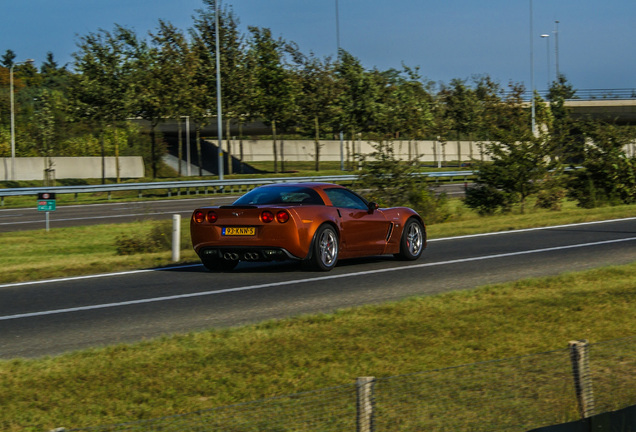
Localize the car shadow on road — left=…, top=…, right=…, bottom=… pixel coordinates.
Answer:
left=160, top=255, right=401, bottom=275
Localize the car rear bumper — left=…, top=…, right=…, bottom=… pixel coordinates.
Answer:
left=198, top=246, right=301, bottom=262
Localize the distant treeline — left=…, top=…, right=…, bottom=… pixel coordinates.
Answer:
left=0, top=0, right=634, bottom=193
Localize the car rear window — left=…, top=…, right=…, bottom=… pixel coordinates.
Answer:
left=233, top=186, right=325, bottom=206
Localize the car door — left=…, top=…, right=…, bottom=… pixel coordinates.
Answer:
left=324, top=188, right=390, bottom=255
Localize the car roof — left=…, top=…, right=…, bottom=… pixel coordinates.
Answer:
left=256, top=182, right=344, bottom=190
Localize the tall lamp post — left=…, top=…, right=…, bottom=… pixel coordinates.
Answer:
left=335, top=0, right=344, bottom=171
left=215, top=0, right=224, bottom=181
left=554, top=20, right=560, bottom=80
left=541, top=34, right=550, bottom=89
left=529, top=0, right=536, bottom=135
left=9, top=59, right=34, bottom=181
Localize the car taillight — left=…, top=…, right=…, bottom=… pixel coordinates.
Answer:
left=193, top=210, right=205, bottom=224
left=206, top=211, right=218, bottom=223
left=276, top=210, right=290, bottom=223
left=261, top=211, right=275, bottom=223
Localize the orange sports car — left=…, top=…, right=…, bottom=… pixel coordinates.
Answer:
left=190, top=183, right=426, bottom=272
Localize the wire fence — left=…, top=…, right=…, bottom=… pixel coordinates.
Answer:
left=59, top=336, right=636, bottom=432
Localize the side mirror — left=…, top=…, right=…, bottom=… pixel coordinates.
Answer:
left=367, top=202, right=379, bottom=213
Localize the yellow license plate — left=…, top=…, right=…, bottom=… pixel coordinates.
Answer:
left=223, top=227, right=256, bottom=236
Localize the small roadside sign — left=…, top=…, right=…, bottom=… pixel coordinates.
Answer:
left=37, top=200, right=56, bottom=211
left=37, top=193, right=57, bottom=212
left=37, top=192, right=56, bottom=231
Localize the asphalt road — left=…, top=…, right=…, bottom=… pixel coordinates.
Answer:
left=0, top=196, right=237, bottom=232
left=1, top=217, right=635, bottom=359
left=0, top=184, right=467, bottom=232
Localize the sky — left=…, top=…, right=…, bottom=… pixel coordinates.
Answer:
left=2, top=0, right=636, bottom=92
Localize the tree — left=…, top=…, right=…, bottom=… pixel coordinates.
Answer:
left=1, top=49, right=16, bottom=68
left=193, top=1, right=250, bottom=175
left=371, top=65, right=433, bottom=143
left=32, top=89, right=57, bottom=184
left=295, top=52, right=341, bottom=171
left=151, top=20, right=198, bottom=176
left=465, top=136, right=550, bottom=214
left=547, top=74, right=576, bottom=127
left=2, top=60, right=41, bottom=158
left=125, top=28, right=170, bottom=180
left=439, top=78, right=479, bottom=164
left=358, top=140, right=449, bottom=224
left=71, top=26, right=141, bottom=181
left=567, top=122, right=636, bottom=207
left=335, top=50, right=376, bottom=167
left=247, top=26, right=295, bottom=173
left=547, top=75, right=582, bottom=164
left=465, top=82, right=550, bottom=214
left=472, top=75, right=504, bottom=159
left=40, top=52, right=71, bottom=91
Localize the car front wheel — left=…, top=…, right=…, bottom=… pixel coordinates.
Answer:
left=395, top=218, right=425, bottom=261
left=309, top=225, right=339, bottom=271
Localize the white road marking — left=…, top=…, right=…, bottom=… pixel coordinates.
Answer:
left=1, top=235, right=635, bottom=321
left=0, top=196, right=237, bottom=213
left=428, top=216, right=636, bottom=242
left=0, top=197, right=239, bottom=225
left=0, top=211, right=194, bottom=226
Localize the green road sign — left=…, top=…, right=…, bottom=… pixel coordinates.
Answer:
left=37, top=200, right=56, bottom=211
left=37, top=193, right=56, bottom=212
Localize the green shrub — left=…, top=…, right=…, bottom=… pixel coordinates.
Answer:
left=114, top=221, right=179, bottom=255
left=534, top=173, right=567, bottom=211
left=357, top=140, right=451, bottom=224
left=114, top=234, right=160, bottom=255
left=534, top=186, right=566, bottom=211
left=464, top=183, right=512, bottom=215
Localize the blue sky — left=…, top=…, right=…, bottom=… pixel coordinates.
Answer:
left=2, top=0, right=635, bottom=91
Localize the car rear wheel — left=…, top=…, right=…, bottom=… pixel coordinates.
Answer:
left=395, top=218, right=425, bottom=261
left=201, top=256, right=239, bottom=272
left=309, top=225, right=339, bottom=271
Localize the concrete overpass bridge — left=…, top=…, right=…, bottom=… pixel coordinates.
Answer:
left=131, top=88, right=636, bottom=174
left=565, top=99, right=636, bottom=124
left=140, top=88, right=636, bottom=138
left=544, top=88, right=636, bottom=124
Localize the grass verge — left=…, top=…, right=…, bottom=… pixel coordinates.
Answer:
left=429, top=199, right=636, bottom=239
left=0, top=219, right=198, bottom=284
left=1, top=262, right=635, bottom=431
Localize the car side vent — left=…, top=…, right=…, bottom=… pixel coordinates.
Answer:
left=385, top=223, right=394, bottom=241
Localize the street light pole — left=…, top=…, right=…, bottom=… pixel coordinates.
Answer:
left=9, top=59, right=34, bottom=182
left=335, top=0, right=341, bottom=56
left=541, top=34, right=550, bottom=89
left=335, top=0, right=344, bottom=171
left=215, top=0, right=224, bottom=180
left=10, top=64, right=16, bottom=181
left=554, top=20, right=560, bottom=80
left=529, top=0, right=536, bottom=135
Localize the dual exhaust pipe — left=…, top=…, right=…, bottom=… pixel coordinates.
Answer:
left=223, top=252, right=260, bottom=261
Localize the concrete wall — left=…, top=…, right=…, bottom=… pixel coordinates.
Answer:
left=223, top=139, right=490, bottom=163
left=0, top=157, right=145, bottom=181
left=221, top=139, right=636, bottom=163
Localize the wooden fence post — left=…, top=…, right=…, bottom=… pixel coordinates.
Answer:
left=357, top=376, right=375, bottom=432
left=569, top=340, right=595, bottom=418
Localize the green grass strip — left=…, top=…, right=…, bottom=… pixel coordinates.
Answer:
left=1, top=261, right=635, bottom=431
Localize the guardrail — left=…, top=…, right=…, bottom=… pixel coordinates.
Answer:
left=0, top=171, right=475, bottom=205
left=528, top=88, right=636, bottom=101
